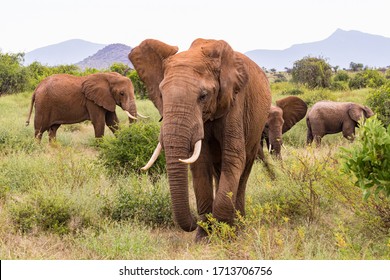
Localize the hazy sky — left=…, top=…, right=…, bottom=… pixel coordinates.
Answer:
left=1, top=0, right=390, bottom=53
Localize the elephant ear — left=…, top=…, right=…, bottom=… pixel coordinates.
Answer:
left=276, top=96, right=308, bottom=134
left=348, top=103, right=365, bottom=122
left=199, top=39, right=248, bottom=119
left=129, top=39, right=178, bottom=116
left=362, top=105, right=374, bottom=118
left=82, top=74, right=116, bottom=112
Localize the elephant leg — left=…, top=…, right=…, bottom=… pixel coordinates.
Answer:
left=213, top=136, right=246, bottom=225
left=314, top=135, right=322, bottom=146
left=48, top=124, right=61, bottom=142
left=34, top=129, right=44, bottom=142
left=310, top=124, right=324, bottom=146
left=190, top=142, right=214, bottom=241
left=236, top=146, right=258, bottom=217
left=306, top=118, right=314, bottom=145
left=105, top=112, right=120, bottom=135
left=87, top=103, right=106, bottom=138
left=257, top=138, right=265, bottom=160
left=342, top=123, right=356, bottom=142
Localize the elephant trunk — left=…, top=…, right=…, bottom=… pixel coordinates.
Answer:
left=269, top=129, right=283, bottom=159
left=124, top=99, right=137, bottom=123
left=165, top=147, right=198, bottom=232
left=162, top=105, right=201, bottom=232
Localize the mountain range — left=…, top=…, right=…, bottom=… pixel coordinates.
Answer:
left=76, top=44, right=133, bottom=70
left=245, top=29, right=390, bottom=70
left=22, top=29, right=390, bottom=71
left=24, top=39, right=107, bottom=66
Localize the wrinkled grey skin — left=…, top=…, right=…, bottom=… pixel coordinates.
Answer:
left=26, top=72, right=137, bottom=141
left=258, top=96, right=307, bottom=160
left=129, top=38, right=271, bottom=241
left=306, top=101, right=374, bottom=145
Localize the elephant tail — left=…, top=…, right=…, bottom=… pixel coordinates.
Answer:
left=306, top=117, right=313, bottom=144
left=25, top=92, right=35, bottom=126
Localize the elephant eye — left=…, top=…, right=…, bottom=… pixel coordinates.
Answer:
left=199, top=91, right=208, bottom=102
left=120, top=91, right=125, bottom=96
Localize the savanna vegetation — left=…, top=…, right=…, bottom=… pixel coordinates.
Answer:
left=0, top=53, right=389, bottom=259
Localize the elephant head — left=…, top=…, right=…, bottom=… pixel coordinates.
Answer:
left=262, top=96, right=307, bottom=158
left=82, top=72, right=137, bottom=122
left=129, top=39, right=249, bottom=232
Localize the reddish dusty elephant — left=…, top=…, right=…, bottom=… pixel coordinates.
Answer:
left=26, top=72, right=138, bottom=141
left=129, top=38, right=271, bottom=241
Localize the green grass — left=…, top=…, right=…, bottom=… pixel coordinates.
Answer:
left=0, top=88, right=389, bottom=260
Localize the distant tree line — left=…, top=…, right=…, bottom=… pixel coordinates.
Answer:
left=1, top=51, right=389, bottom=126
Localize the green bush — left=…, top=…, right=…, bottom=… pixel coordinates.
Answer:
left=98, top=121, right=165, bottom=177
left=349, top=69, right=386, bottom=89
left=340, top=116, right=390, bottom=199
left=292, top=56, right=332, bottom=89
left=9, top=191, right=90, bottom=234
left=281, top=88, right=304, bottom=96
left=330, top=81, right=349, bottom=91
left=333, top=70, right=350, bottom=82
left=0, top=52, right=29, bottom=94
left=129, top=70, right=148, bottom=100
left=107, top=176, right=173, bottom=227
left=367, top=82, right=390, bottom=127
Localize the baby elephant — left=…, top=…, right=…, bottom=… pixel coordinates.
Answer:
left=26, top=72, right=138, bottom=141
left=306, top=101, right=374, bottom=145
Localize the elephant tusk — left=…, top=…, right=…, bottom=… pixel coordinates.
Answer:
left=179, top=140, right=202, bottom=164
left=282, top=144, right=287, bottom=150
left=125, top=110, right=137, bottom=120
left=268, top=143, right=272, bottom=153
left=141, top=142, right=162, bottom=171
left=137, top=112, right=149, bottom=119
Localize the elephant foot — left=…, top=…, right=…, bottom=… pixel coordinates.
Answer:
left=195, top=226, right=210, bottom=243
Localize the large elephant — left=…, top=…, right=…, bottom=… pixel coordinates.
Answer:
left=129, top=38, right=271, bottom=240
left=26, top=72, right=138, bottom=141
left=306, top=101, right=374, bottom=145
left=258, top=96, right=307, bottom=159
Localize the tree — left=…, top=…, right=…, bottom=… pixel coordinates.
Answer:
left=291, top=56, right=332, bottom=88
left=0, top=52, right=29, bottom=94
left=129, top=70, right=148, bottom=99
left=349, top=62, right=364, bottom=72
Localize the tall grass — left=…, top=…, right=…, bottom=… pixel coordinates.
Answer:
left=0, top=89, right=389, bottom=260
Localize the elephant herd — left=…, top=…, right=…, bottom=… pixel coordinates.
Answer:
left=258, top=96, right=374, bottom=160
left=25, top=38, right=374, bottom=242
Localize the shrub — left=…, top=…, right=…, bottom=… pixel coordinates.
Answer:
left=333, top=70, right=350, bottom=82
left=330, top=81, right=348, bottom=91
left=291, top=56, right=332, bottom=89
left=0, top=52, right=29, bottom=94
left=98, top=121, right=165, bottom=177
left=107, top=175, right=173, bottom=227
left=281, top=88, right=304, bottom=96
left=349, top=69, right=386, bottom=89
left=129, top=70, right=148, bottom=100
left=9, top=191, right=90, bottom=234
left=280, top=148, right=341, bottom=223
left=367, top=82, right=390, bottom=127
left=340, top=116, right=390, bottom=199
